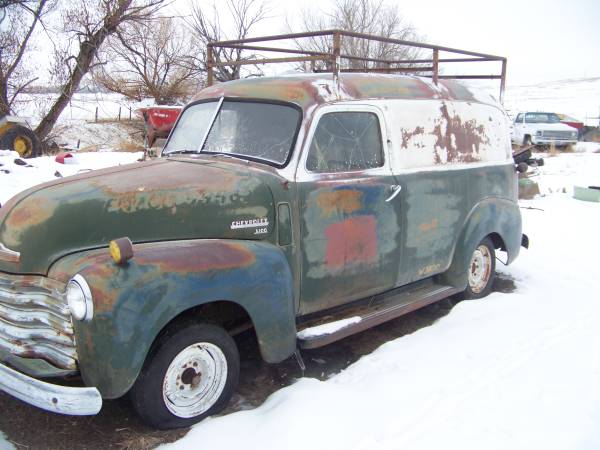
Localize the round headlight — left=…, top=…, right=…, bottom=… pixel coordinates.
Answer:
left=66, top=274, right=93, bottom=321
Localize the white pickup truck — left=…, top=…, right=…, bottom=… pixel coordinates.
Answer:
left=512, top=112, right=578, bottom=147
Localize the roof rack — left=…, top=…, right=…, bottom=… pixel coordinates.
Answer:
left=206, top=30, right=507, bottom=103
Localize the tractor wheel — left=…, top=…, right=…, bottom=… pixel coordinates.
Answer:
left=0, top=124, right=42, bottom=158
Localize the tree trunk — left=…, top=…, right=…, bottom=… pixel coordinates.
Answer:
left=34, top=39, right=102, bottom=140
left=34, top=0, right=133, bottom=141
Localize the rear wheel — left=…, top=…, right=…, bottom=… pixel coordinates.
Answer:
left=129, top=322, right=240, bottom=429
left=0, top=124, right=42, bottom=158
left=459, top=237, right=496, bottom=300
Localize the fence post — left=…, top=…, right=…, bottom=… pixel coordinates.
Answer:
left=129, top=106, right=132, bottom=120
left=95, top=106, right=98, bottom=123
left=118, top=106, right=121, bottom=121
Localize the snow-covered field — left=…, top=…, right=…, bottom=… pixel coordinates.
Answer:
left=13, top=92, right=151, bottom=151
left=0, top=150, right=142, bottom=206
left=157, top=146, right=600, bottom=450
left=503, top=77, right=600, bottom=126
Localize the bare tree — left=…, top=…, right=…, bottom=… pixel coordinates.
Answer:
left=94, top=17, right=200, bottom=104
left=187, top=0, right=270, bottom=82
left=0, top=0, right=52, bottom=116
left=291, top=0, right=422, bottom=71
left=34, top=0, right=167, bottom=140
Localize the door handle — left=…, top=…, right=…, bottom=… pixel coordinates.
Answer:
left=385, top=184, right=401, bottom=202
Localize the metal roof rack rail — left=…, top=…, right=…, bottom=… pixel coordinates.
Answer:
left=206, top=29, right=507, bottom=102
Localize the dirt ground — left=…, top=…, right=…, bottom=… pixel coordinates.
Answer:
left=0, top=275, right=516, bottom=450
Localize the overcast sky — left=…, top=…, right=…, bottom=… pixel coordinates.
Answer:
left=248, top=0, right=600, bottom=86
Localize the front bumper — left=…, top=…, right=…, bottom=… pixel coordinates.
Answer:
left=0, top=361, right=102, bottom=415
left=531, top=137, right=577, bottom=146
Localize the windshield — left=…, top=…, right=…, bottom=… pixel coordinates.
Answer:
left=163, top=101, right=218, bottom=154
left=524, top=113, right=561, bottom=124
left=163, top=100, right=301, bottom=165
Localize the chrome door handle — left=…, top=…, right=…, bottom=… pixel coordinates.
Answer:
left=385, top=184, right=401, bottom=202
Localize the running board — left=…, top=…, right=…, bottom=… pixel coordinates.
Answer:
left=297, top=283, right=460, bottom=349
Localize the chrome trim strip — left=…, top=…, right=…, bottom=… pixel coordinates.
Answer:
left=0, top=243, right=20, bottom=263
left=0, top=361, right=101, bottom=416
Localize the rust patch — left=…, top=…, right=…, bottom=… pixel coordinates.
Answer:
left=4, top=197, right=54, bottom=229
left=400, top=126, right=425, bottom=149
left=136, top=241, right=256, bottom=273
left=3, top=197, right=56, bottom=246
left=419, top=218, right=438, bottom=232
left=316, top=190, right=363, bottom=216
left=324, top=215, right=378, bottom=268
left=431, top=103, right=490, bottom=164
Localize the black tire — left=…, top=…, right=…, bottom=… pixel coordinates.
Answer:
left=523, top=135, right=532, bottom=146
left=129, top=322, right=240, bottom=430
left=0, top=124, right=42, bottom=158
left=458, top=237, right=496, bottom=300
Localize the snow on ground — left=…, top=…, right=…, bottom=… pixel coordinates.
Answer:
left=162, top=150, right=600, bottom=450
left=49, top=120, right=143, bottom=152
left=529, top=142, right=600, bottom=196
left=0, top=150, right=142, bottom=206
left=297, top=316, right=362, bottom=339
left=0, top=431, right=13, bottom=450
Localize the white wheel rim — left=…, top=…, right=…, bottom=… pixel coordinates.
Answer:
left=162, top=342, right=228, bottom=418
left=468, top=245, right=492, bottom=294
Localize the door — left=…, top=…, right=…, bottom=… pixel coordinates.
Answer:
left=296, top=105, right=402, bottom=315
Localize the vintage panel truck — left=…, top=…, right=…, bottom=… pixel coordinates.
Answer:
left=0, top=31, right=526, bottom=429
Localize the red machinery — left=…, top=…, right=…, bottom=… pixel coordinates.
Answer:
left=137, top=106, right=182, bottom=148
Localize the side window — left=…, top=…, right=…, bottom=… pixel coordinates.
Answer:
left=306, top=112, right=384, bottom=173
left=515, top=113, right=523, bottom=123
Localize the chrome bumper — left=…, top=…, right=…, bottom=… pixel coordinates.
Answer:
left=0, top=361, right=102, bottom=415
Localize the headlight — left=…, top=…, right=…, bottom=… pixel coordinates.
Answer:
left=572, top=131, right=577, bottom=137
left=536, top=130, right=542, bottom=136
left=66, top=274, right=94, bottom=321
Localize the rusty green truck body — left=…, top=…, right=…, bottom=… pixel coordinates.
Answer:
left=0, top=74, right=524, bottom=419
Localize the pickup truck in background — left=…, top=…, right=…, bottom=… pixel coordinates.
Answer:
left=512, top=112, right=578, bottom=147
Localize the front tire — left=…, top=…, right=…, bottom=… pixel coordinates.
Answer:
left=129, top=322, right=240, bottom=429
left=459, top=237, right=496, bottom=300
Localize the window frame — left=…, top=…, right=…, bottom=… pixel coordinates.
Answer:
left=298, top=104, right=390, bottom=179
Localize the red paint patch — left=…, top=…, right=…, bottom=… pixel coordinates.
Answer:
left=324, top=215, right=378, bottom=268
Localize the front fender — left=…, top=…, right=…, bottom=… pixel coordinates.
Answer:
left=48, top=239, right=295, bottom=399
left=441, top=197, right=522, bottom=289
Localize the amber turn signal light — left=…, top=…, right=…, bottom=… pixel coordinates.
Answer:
left=109, top=237, right=134, bottom=265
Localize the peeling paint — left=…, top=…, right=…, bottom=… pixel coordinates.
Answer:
left=431, top=103, right=490, bottom=164
left=316, top=190, right=363, bottom=216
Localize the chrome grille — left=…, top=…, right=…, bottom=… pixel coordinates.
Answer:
left=0, top=276, right=78, bottom=371
left=541, top=130, right=573, bottom=139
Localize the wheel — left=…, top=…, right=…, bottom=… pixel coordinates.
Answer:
left=523, top=135, right=532, bottom=146
left=0, top=124, right=42, bottom=158
left=459, top=237, right=496, bottom=300
left=129, top=322, right=240, bottom=429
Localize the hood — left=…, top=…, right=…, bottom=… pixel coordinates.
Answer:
left=534, top=122, right=577, bottom=132
left=0, top=158, right=275, bottom=275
